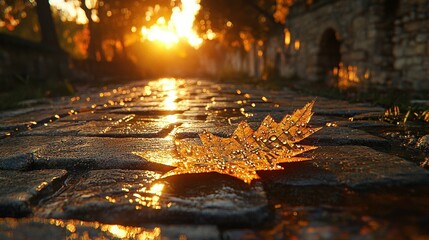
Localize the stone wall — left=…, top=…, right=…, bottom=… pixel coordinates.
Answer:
left=280, top=0, right=429, bottom=91
left=393, top=0, right=429, bottom=90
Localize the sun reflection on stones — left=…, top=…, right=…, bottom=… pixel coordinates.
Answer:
left=164, top=90, right=178, bottom=110
left=34, top=218, right=163, bottom=239
left=94, top=176, right=170, bottom=211
left=106, top=225, right=161, bottom=239
left=131, top=183, right=166, bottom=210
left=134, top=150, right=180, bottom=167
left=0, top=217, right=223, bottom=239
left=164, top=114, right=179, bottom=124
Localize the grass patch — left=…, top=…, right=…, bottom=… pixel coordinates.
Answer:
left=0, top=75, right=74, bottom=110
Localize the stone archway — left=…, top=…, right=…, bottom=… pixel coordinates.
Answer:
left=317, top=28, right=341, bottom=83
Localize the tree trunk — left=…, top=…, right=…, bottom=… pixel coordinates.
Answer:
left=80, top=1, right=97, bottom=60
left=35, top=0, right=60, bottom=50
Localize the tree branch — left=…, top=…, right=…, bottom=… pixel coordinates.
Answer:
left=241, top=0, right=284, bottom=28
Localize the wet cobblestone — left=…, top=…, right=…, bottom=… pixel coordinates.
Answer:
left=0, top=78, right=428, bottom=238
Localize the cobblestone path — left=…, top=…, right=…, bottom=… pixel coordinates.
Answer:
left=0, top=78, right=428, bottom=239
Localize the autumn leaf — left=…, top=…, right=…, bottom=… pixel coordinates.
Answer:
left=135, top=100, right=321, bottom=183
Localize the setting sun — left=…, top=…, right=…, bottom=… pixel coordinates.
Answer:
left=141, top=0, right=203, bottom=49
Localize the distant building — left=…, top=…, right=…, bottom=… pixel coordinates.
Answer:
left=280, top=0, right=429, bottom=91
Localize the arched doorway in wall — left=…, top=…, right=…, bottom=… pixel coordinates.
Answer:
left=317, top=28, right=341, bottom=84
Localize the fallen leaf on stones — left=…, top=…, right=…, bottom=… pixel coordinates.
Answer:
left=136, top=100, right=321, bottom=183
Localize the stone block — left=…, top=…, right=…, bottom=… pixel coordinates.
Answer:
left=352, top=39, right=370, bottom=50
left=58, top=113, right=135, bottom=122
left=404, top=21, right=421, bottom=32
left=0, top=170, right=67, bottom=217
left=416, top=33, right=428, bottom=42
left=402, top=16, right=410, bottom=23
left=175, top=122, right=235, bottom=139
left=302, top=126, right=390, bottom=151
left=329, top=120, right=393, bottom=129
left=413, top=79, right=429, bottom=90
left=37, top=170, right=269, bottom=227
left=0, top=136, right=52, bottom=170
left=414, top=44, right=427, bottom=55
left=393, top=45, right=405, bottom=57
left=109, top=106, right=189, bottom=116
left=346, top=51, right=367, bottom=61
left=0, top=136, right=176, bottom=171
left=368, top=29, right=377, bottom=39
left=312, top=106, right=385, bottom=117
left=0, top=108, right=64, bottom=131
left=352, top=16, right=367, bottom=30
left=394, top=58, right=406, bottom=70
left=267, top=145, right=429, bottom=189
left=18, top=117, right=175, bottom=138
left=406, top=69, right=426, bottom=82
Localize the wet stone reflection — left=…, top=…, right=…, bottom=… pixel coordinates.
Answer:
left=34, top=169, right=269, bottom=227
left=0, top=218, right=220, bottom=239
left=130, top=183, right=166, bottom=210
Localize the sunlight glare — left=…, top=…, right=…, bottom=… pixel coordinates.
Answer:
left=132, top=183, right=166, bottom=209
left=159, top=78, right=179, bottom=110
left=165, top=115, right=178, bottom=123
left=105, top=225, right=161, bottom=239
left=107, top=225, right=128, bottom=239
left=147, top=183, right=165, bottom=195
left=141, top=0, right=203, bottom=49
left=49, top=0, right=88, bottom=24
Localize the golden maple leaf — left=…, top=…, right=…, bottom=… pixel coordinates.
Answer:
left=135, top=100, right=321, bottom=183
